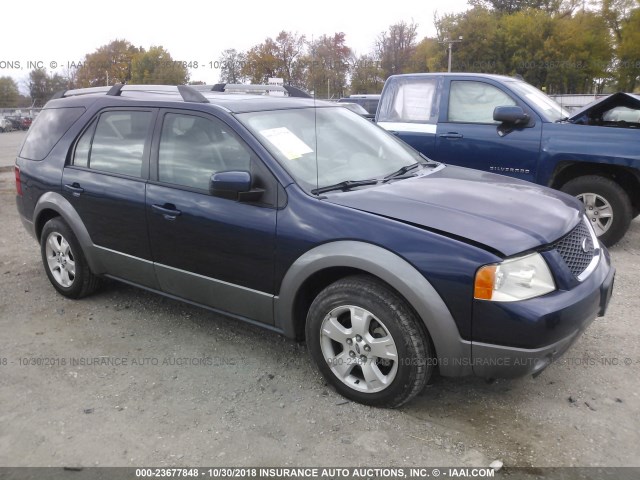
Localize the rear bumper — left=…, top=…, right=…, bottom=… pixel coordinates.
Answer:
left=19, top=214, right=36, bottom=239
left=468, top=249, right=615, bottom=379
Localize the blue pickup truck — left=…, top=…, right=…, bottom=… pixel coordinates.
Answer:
left=376, top=73, right=640, bottom=246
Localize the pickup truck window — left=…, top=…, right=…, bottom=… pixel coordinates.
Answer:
left=507, top=80, right=569, bottom=122
left=377, top=77, right=437, bottom=123
left=448, top=81, right=516, bottom=124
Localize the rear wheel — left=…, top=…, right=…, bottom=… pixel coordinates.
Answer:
left=561, top=175, right=632, bottom=247
left=306, top=275, right=432, bottom=408
left=40, top=218, right=100, bottom=298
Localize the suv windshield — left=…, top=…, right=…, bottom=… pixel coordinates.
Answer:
left=237, top=107, right=425, bottom=192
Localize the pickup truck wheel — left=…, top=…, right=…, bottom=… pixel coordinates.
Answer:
left=561, top=175, right=632, bottom=247
left=306, top=275, right=432, bottom=408
left=40, top=218, right=100, bottom=299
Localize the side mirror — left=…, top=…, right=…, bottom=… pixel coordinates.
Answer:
left=209, top=171, right=263, bottom=202
left=493, top=106, right=530, bottom=125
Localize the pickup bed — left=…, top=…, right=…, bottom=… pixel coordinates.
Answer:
left=376, top=73, right=640, bottom=246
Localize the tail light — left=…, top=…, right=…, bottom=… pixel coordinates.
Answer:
left=15, top=166, right=22, bottom=196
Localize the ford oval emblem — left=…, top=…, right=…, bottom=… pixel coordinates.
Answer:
left=581, top=237, right=589, bottom=253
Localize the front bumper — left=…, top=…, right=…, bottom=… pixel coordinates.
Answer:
left=469, top=247, right=615, bottom=379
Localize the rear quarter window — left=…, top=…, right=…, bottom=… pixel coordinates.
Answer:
left=378, top=78, right=437, bottom=123
left=20, top=107, right=85, bottom=161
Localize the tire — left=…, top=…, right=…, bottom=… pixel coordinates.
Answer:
left=40, top=217, right=100, bottom=298
left=306, top=275, right=432, bottom=408
left=561, top=175, right=632, bottom=247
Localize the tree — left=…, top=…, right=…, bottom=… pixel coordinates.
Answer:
left=130, top=46, right=189, bottom=84
left=243, top=38, right=279, bottom=84
left=616, top=5, right=640, bottom=91
left=0, top=77, right=19, bottom=107
left=306, top=33, right=352, bottom=98
left=499, top=8, right=557, bottom=86
left=273, top=31, right=307, bottom=86
left=242, top=31, right=307, bottom=86
left=468, top=0, right=579, bottom=14
left=218, top=49, right=247, bottom=84
left=434, top=7, right=504, bottom=73
left=544, top=10, right=613, bottom=93
left=409, top=37, right=447, bottom=73
left=376, top=21, right=419, bottom=78
left=28, top=68, right=67, bottom=107
left=349, top=54, right=384, bottom=93
left=75, top=39, right=140, bottom=87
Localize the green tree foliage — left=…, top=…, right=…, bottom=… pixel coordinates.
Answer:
left=410, top=37, right=447, bottom=73
left=413, top=4, right=621, bottom=93
left=349, top=55, right=385, bottom=94
left=436, top=7, right=504, bottom=73
left=28, top=68, right=68, bottom=107
left=376, top=21, right=419, bottom=78
left=306, top=33, right=352, bottom=98
left=75, top=39, right=139, bottom=87
left=469, top=0, right=579, bottom=14
left=218, top=49, right=247, bottom=84
left=615, top=5, right=640, bottom=91
left=544, top=10, right=612, bottom=93
left=0, top=77, right=19, bottom=107
left=130, top=46, right=189, bottom=84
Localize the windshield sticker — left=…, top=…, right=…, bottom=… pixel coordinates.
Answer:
left=259, top=127, right=313, bottom=160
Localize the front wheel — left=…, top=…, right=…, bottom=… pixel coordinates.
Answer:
left=561, top=175, right=632, bottom=247
left=306, top=275, right=433, bottom=408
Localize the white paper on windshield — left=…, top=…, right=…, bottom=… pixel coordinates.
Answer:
left=259, top=127, right=313, bottom=160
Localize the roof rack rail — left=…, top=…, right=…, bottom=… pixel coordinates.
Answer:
left=194, top=83, right=311, bottom=98
left=51, top=84, right=209, bottom=103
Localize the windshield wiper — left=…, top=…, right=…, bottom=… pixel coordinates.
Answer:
left=312, top=179, right=380, bottom=195
left=383, top=161, right=423, bottom=181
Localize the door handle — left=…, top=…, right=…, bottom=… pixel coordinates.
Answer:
left=152, top=203, right=182, bottom=221
left=438, top=133, right=464, bottom=139
left=64, top=183, right=84, bottom=197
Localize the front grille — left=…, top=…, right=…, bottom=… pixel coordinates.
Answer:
left=551, top=219, right=596, bottom=278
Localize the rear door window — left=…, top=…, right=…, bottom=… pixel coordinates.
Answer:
left=73, top=110, right=153, bottom=177
left=378, top=78, right=438, bottom=123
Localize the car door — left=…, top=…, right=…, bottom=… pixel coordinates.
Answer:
left=434, top=79, right=542, bottom=183
left=376, top=76, right=440, bottom=157
left=62, top=108, right=158, bottom=288
left=146, top=110, right=278, bottom=325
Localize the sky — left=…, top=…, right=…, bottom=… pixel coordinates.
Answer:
left=2, top=0, right=472, bottom=92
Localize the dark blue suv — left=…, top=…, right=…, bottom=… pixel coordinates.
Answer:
left=15, top=84, right=615, bottom=407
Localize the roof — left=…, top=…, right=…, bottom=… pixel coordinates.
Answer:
left=386, top=72, right=520, bottom=82
left=46, top=84, right=333, bottom=114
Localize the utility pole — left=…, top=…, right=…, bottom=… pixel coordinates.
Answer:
left=439, top=36, right=464, bottom=72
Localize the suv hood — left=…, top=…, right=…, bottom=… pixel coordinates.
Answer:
left=325, top=165, right=582, bottom=256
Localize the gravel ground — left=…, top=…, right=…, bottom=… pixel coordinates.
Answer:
left=0, top=132, right=639, bottom=468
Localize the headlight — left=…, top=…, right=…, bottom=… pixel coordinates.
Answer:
left=474, top=252, right=556, bottom=302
